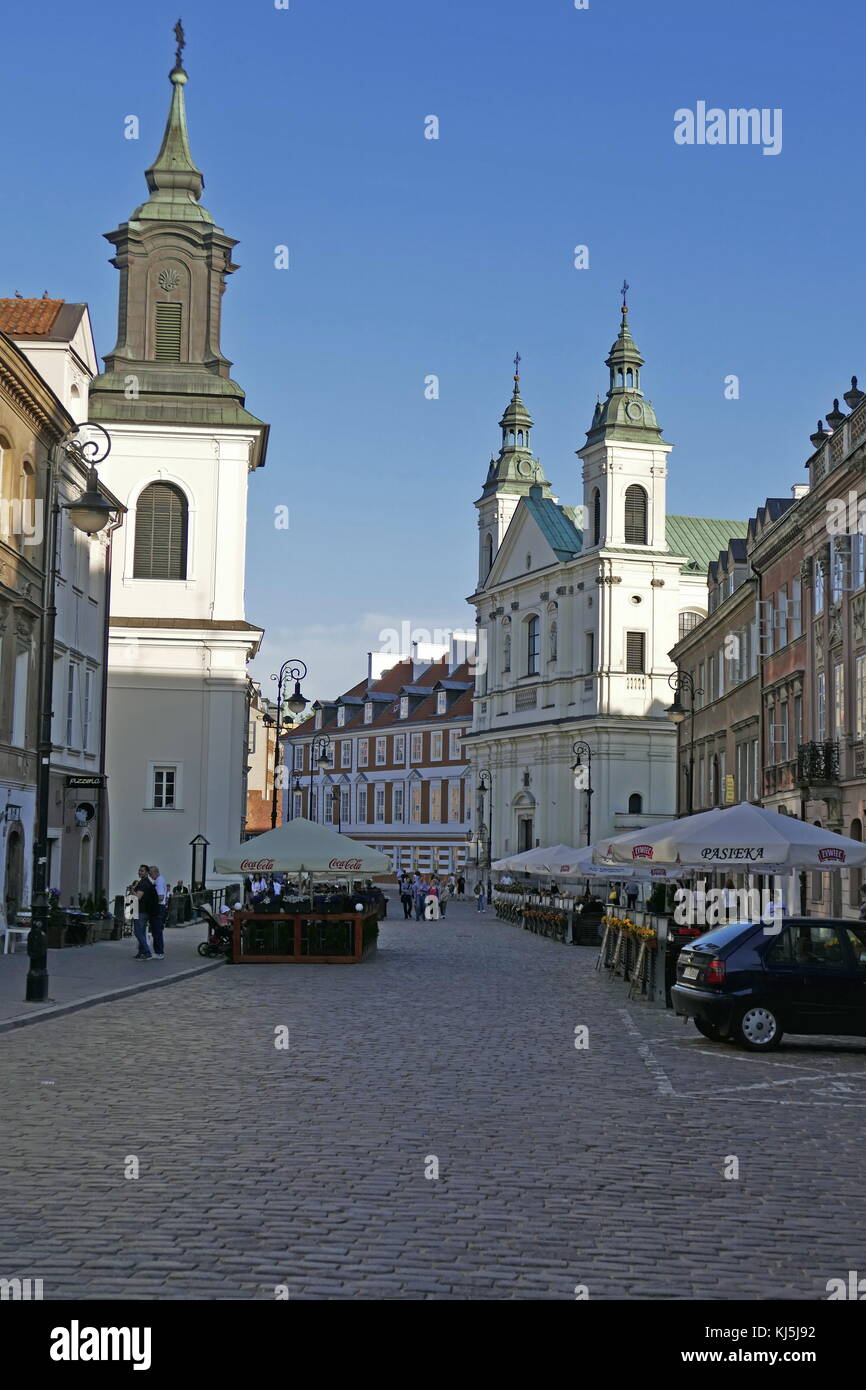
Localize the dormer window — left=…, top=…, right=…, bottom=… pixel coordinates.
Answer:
left=436, top=691, right=447, bottom=715
left=364, top=701, right=373, bottom=724
left=337, top=706, right=346, bottom=727
left=399, top=696, right=409, bottom=719
left=314, top=710, right=322, bottom=730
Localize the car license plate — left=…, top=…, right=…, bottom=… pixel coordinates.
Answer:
left=682, top=966, right=699, bottom=980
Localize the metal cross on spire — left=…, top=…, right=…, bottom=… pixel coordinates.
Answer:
left=513, top=350, right=521, bottom=381
left=621, top=279, right=630, bottom=310
left=174, top=18, right=186, bottom=68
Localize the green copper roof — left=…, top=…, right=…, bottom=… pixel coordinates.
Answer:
left=479, top=369, right=552, bottom=501
left=524, top=492, right=583, bottom=560
left=666, top=515, right=748, bottom=573
left=132, top=65, right=213, bottom=224
left=583, top=303, right=665, bottom=446
left=499, top=378, right=533, bottom=429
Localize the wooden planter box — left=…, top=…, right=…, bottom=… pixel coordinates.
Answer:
left=232, top=910, right=379, bottom=964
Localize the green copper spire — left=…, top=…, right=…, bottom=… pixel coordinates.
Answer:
left=584, top=289, right=666, bottom=445
left=132, top=23, right=213, bottom=224
left=478, top=357, right=552, bottom=500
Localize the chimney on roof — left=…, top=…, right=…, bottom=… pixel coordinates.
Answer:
left=368, top=650, right=405, bottom=684
left=791, top=484, right=809, bottom=500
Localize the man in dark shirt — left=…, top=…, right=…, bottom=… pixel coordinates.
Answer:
left=131, top=864, right=159, bottom=959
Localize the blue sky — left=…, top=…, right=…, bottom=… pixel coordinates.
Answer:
left=2, top=0, right=863, bottom=701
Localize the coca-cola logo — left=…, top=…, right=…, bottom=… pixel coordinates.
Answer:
left=240, top=859, right=274, bottom=871
left=329, top=858, right=363, bottom=870
left=818, top=847, right=846, bottom=863
left=632, top=845, right=654, bottom=860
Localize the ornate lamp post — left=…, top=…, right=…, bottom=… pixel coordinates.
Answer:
left=571, top=741, right=593, bottom=847
left=309, top=734, right=332, bottom=822
left=666, top=670, right=702, bottom=816
left=268, top=660, right=308, bottom=829
left=28, top=424, right=119, bottom=1003
left=478, top=768, right=492, bottom=896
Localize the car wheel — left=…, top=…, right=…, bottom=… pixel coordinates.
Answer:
left=733, top=1004, right=783, bottom=1051
left=694, top=1017, right=726, bottom=1042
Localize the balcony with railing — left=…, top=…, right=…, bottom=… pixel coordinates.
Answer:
left=797, top=740, right=840, bottom=787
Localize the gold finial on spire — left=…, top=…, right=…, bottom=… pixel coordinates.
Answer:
left=513, top=350, right=521, bottom=384
left=620, top=278, right=629, bottom=314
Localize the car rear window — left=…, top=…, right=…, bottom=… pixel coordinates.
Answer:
left=685, top=922, right=756, bottom=951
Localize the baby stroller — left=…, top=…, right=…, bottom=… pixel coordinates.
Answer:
left=197, top=906, right=233, bottom=959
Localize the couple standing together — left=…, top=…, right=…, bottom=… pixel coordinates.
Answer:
left=129, top=864, right=168, bottom=960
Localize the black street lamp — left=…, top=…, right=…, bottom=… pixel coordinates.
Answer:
left=666, top=669, right=702, bottom=816
left=333, top=785, right=342, bottom=833
left=28, top=424, right=120, bottom=1004
left=572, top=741, right=593, bottom=847
left=309, top=734, right=332, bottom=822
left=478, top=768, right=492, bottom=898
left=269, top=659, right=308, bottom=829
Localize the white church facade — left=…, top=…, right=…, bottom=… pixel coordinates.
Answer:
left=466, top=302, right=746, bottom=859
left=88, top=48, right=267, bottom=896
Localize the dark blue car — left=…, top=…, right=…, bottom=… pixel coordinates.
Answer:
left=671, top=917, right=866, bottom=1051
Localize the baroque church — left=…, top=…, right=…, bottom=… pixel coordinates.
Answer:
left=465, top=299, right=745, bottom=858
left=88, top=46, right=268, bottom=895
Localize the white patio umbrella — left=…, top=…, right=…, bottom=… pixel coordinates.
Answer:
left=493, top=843, right=680, bottom=881
left=492, top=844, right=592, bottom=875
left=213, top=817, right=391, bottom=877
left=600, top=802, right=866, bottom=871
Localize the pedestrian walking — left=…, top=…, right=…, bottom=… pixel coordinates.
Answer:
left=400, top=882, right=414, bottom=919
left=439, top=881, right=449, bottom=917
left=625, top=883, right=639, bottom=913
left=130, top=863, right=159, bottom=959
left=474, top=880, right=486, bottom=912
left=413, top=875, right=427, bottom=921
left=149, top=865, right=168, bottom=957
left=457, top=874, right=466, bottom=900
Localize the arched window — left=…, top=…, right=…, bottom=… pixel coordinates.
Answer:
left=483, top=533, right=493, bottom=578
left=678, top=611, right=703, bottom=640
left=503, top=633, right=511, bottom=673
left=526, top=616, right=540, bottom=676
left=626, top=369, right=634, bottom=388
left=628, top=793, right=642, bottom=814
left=712, top=755, right=720, bottom=806
left=517, top=430, right=524, bottom=446
left=592, top=488, right=601, bottom=546
left=133, top=482, right=188, bottom=579
left=624, top=484, right=648, bottom=544
left=549, top=620, right=558, bottom=663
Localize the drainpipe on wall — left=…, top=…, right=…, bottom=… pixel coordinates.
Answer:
left=94, top=511, right=125, bottom=908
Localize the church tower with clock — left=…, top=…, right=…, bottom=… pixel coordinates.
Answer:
left=474, top=360, right=553, bottom=588
left=88, top=30, right=268, bottom=896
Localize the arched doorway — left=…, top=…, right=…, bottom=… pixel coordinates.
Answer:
left=512, top=792, right=536, bottom=854
left=5, top=828, right=24, bottom=921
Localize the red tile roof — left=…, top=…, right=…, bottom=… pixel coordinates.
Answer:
left=0, top=298, right=65, bottom=336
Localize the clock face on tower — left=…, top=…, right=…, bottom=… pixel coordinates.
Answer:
left=626, top=401, right=644, bottom=423
left=517, top=458, right=535, bottom=478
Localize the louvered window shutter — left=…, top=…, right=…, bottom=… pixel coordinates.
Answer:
left=154, top=303, right=182, bottom=361
left=133, top=483, right=188, bottom=579
left=624, top=485, right=647, bottom=543
left=626, top=632, right=645, bottom=673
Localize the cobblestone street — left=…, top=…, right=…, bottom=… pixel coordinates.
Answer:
left=2, top=899, right=865, bottom=1300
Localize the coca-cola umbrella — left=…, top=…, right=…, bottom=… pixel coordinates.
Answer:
left=213, top=817, right=391, bottom=877
left=599, top=802, right=866, bottom=871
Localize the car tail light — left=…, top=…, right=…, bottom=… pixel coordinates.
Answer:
left=704, top=957, right=726, bottom=985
